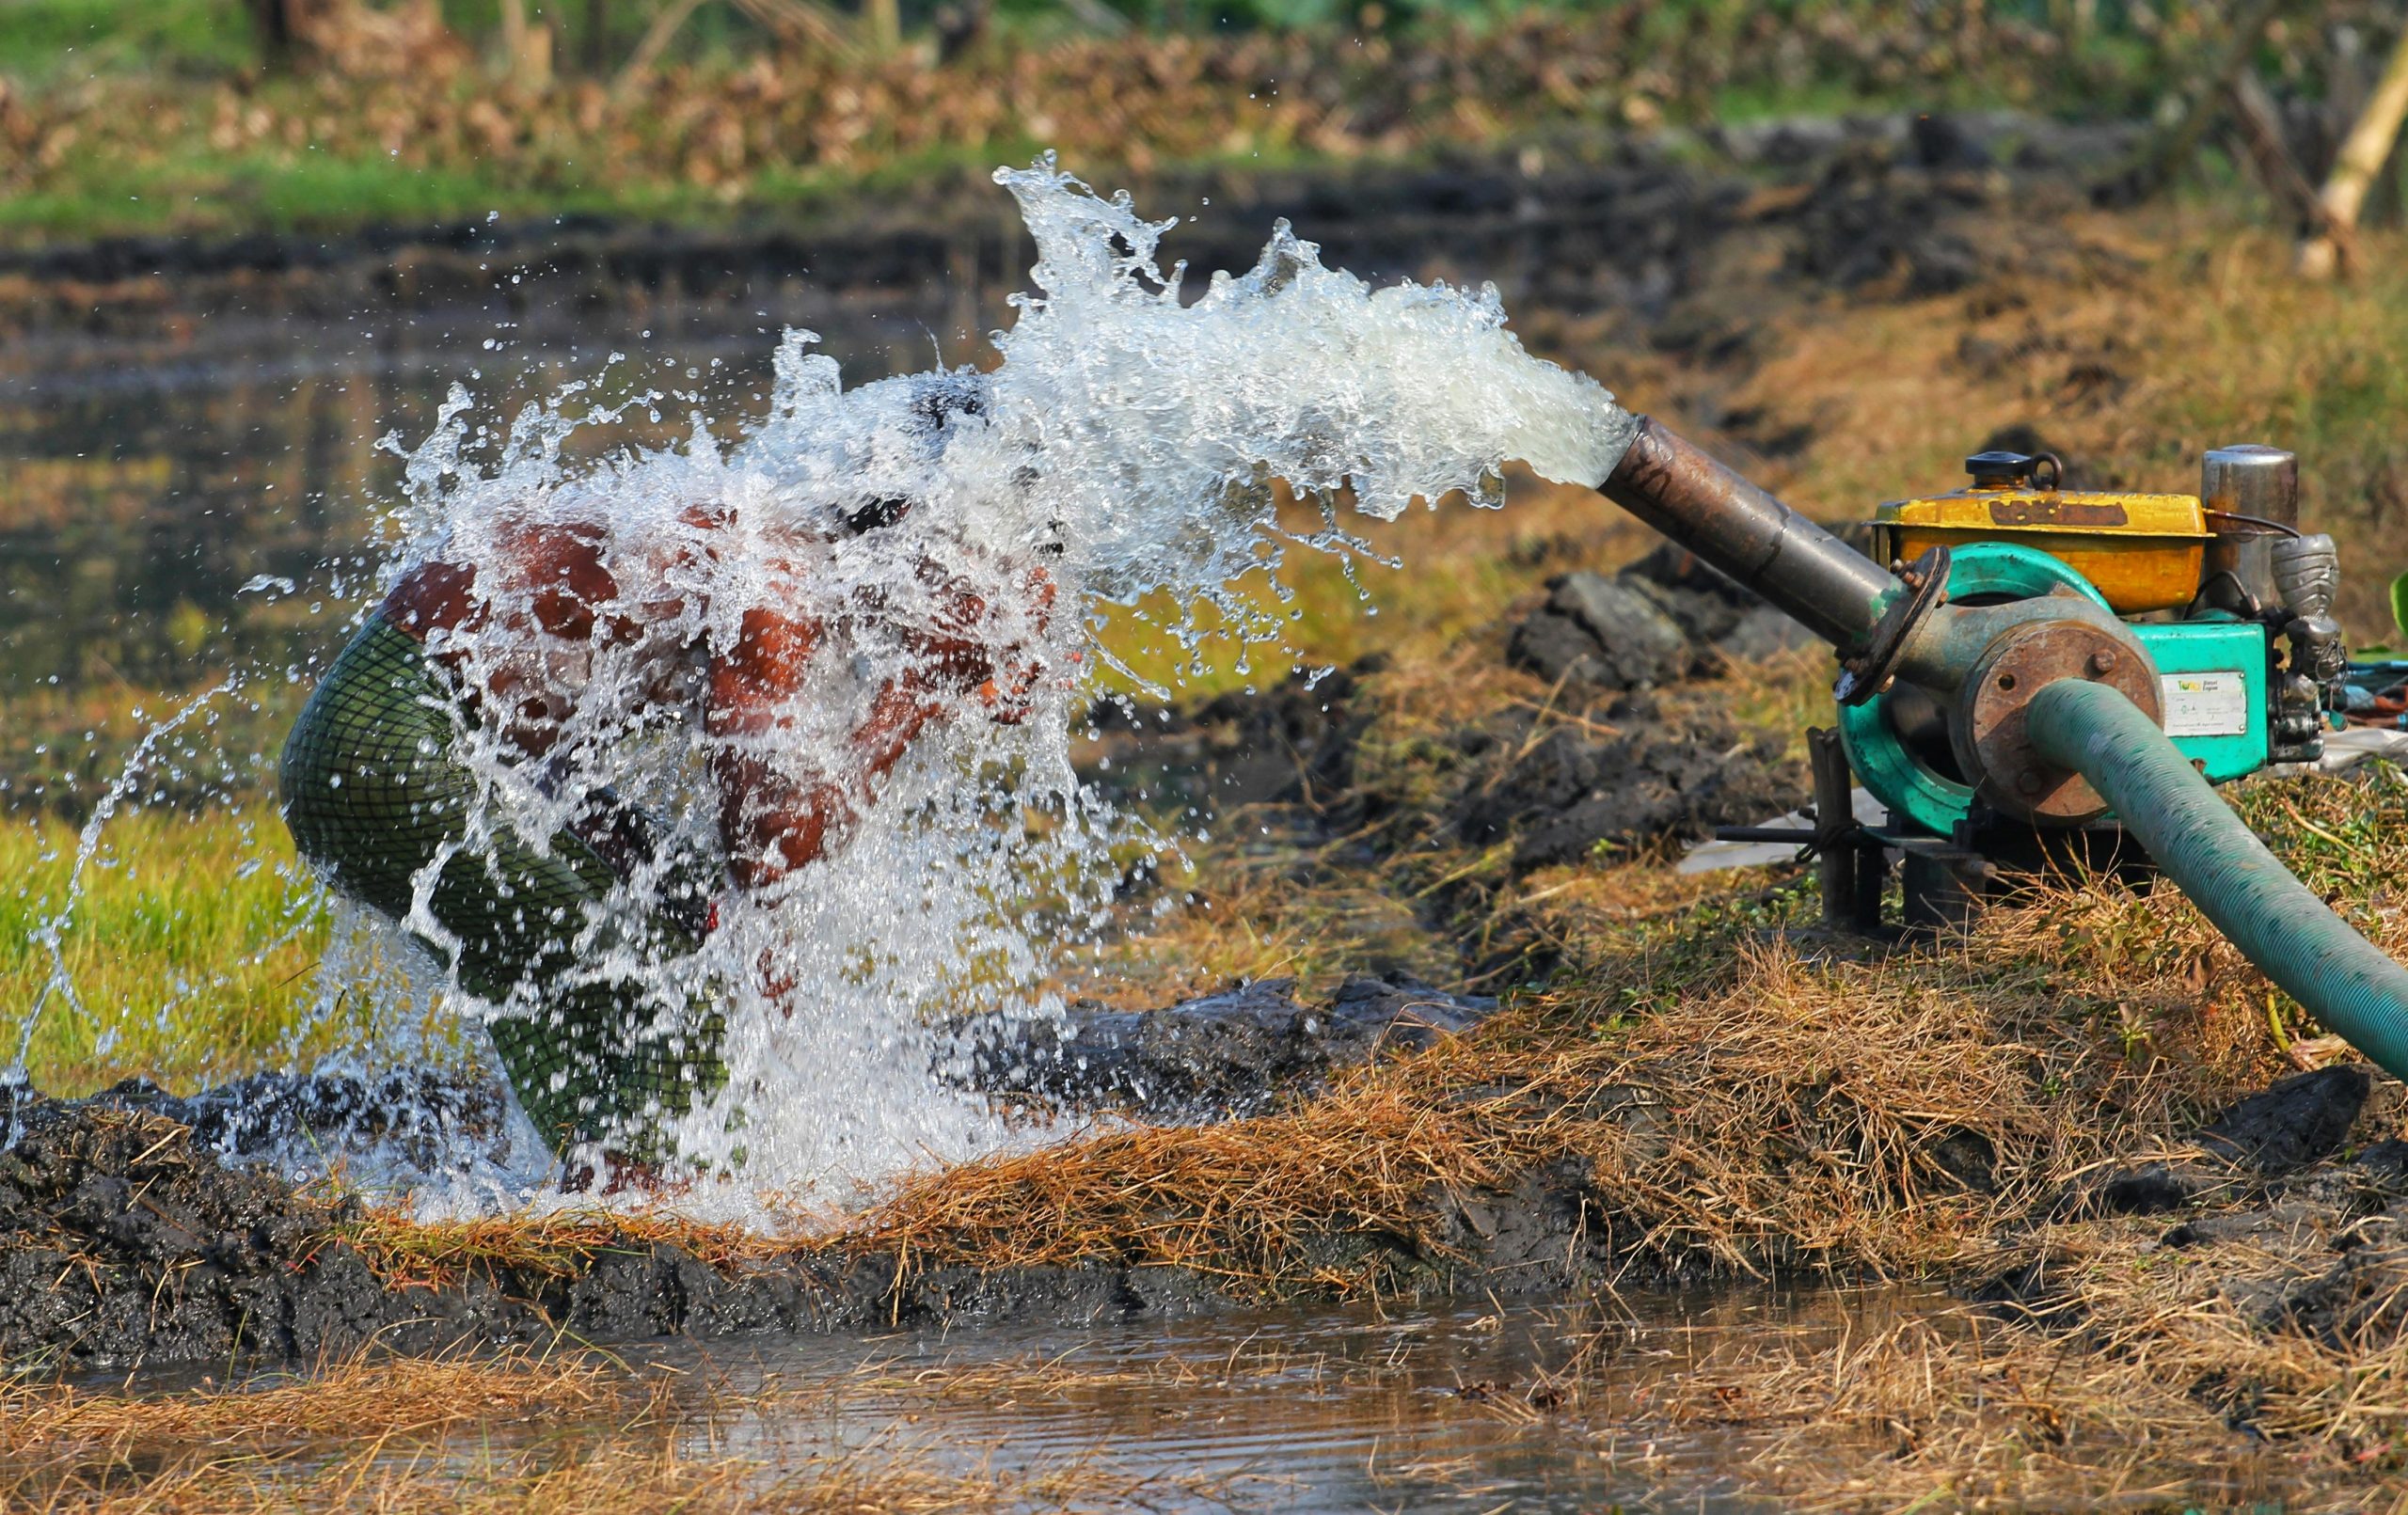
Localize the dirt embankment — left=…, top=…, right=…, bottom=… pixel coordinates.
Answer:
left=0, top=969, right=1502, bottom=1368
left=1, top=1049, right=2396, bottom=1374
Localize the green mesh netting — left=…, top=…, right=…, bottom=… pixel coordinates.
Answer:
left=279, top=614, right=726, bottom=1160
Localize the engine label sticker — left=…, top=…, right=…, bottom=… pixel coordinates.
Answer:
left=2161, top=671, right=2249, bottom=737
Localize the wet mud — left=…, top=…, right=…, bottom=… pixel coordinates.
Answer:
left=955, top=974, right=1495, bottom=1121
left=0, top=970, right=1495, bottom=1368
left=7, top=1055, right=2402, bottom=1375
left=0, top=1093, right=1587, bottom=1370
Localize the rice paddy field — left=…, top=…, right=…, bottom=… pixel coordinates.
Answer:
left=9, top=1, right=2408, bottom=1509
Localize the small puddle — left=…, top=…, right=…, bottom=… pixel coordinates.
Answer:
left=612, top=1283, right=1948, bottom=1511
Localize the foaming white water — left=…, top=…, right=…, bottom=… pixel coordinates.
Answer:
left=18, top=157, right=1635, bottom=1218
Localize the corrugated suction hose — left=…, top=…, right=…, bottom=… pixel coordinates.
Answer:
left=2025, top=677, right=2408, bottom=1081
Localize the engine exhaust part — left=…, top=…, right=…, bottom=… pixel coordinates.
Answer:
left=2197, top=444, right=2299, bottom=618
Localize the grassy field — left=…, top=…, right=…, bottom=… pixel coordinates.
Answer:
left=0, top=808, right=486, bottom=1096
left=0, top=0, right=2264, bottom=241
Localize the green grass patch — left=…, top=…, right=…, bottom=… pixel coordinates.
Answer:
left=0, top=149, right=644, bottom=241
left=0, top=0, right=253, bottom=82
left=0, top=808, right=467, bottom=1097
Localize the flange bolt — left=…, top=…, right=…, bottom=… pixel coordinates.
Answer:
left=2089, top=650, right=2117, bottom=675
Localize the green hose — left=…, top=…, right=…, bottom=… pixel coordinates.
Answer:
left=2025, top=677, right=2408, bottom=1082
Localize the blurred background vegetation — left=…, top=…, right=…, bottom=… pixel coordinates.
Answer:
left=0, top=0, right=2400, bottom=237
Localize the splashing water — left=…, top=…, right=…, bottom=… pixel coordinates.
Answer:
left=15, top=157, right=1635, bottom=1217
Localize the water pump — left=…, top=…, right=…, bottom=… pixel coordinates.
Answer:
left=1835, top=444, right=2345, bottom=913
left=1589, top=418, right=2408, bottom=1081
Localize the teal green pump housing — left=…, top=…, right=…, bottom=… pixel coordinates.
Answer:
left=1597, top=422, right=2408, bottom=1087
left=2138, top=619, right=2270, bottom=782
left=1839, top=543, right=2272, bottom=836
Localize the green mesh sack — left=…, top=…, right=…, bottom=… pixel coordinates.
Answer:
left=279, top=615, right=726, bottom=1160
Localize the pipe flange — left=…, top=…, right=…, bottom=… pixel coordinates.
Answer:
left=1836, top=545, right=1950, bottom=707
left=1953, top=620, right=2162, bottom=825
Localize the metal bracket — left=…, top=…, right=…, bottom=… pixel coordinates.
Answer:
left=1836, top=544, right=1951, bottom=706
left=1711, top=728, right=1894, bottom=934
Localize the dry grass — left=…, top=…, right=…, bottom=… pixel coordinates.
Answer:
left=851, top=766, right=2405, bottom=1296
left=0, top=1344, right=1158, bottom=1513
left=0, top=1347, right=621, bottom=1452
left=852, top=924, right=2201, bottom=1290
left=843, top=1334, right=1348, bottom=1403
left=341, top=1206, right=803, bottom=1290
left=8, top=1433, right=1121, bottom=1514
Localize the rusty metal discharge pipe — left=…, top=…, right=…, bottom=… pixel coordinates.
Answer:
left=2028, top=678, right=2408, bottom=1082
left=1600, top=415, right=1901, bottom=653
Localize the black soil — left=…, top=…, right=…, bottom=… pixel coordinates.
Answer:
left=0, top=1093, right=1594, bottom=1371
left=1085, top=546, right=1815, bottom=889
left=7, top=1058, right=2402, bottom=1372
left=2003, top=1067, right=2408, bottom=1359
left=953, top=974, right=1495, bottom=1120
left=1449, top=703, right=1804, bottom=873
left=1507, top=543, right=1819, bottom=691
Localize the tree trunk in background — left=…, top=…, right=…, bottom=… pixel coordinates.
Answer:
left=619, top=0, right=705, bottom=86
left=250, top=0, right=327, bottom=69
left=500, top=0, right=556, bottom=87
left=2099, top=0, right=2288, bottom=207
left=2230, top=69, right=2357, bottom=271
left=582, top=0, right=612, bottom=73
left=931, top=0, right=987, bottom=63
left=2299, top=24, right=2408, bottom=279
left=731, top=0, right=867, bottom=65
left=499, top=0, right=527, bottom=68
left=865, top=0, right=901, bottom=52
left=1054, top=0, right=1128, bottom=36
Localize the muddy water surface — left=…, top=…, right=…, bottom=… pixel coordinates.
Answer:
left=626, top=1285, right=1939, bottom=1511
left=74, top=1284, right=1943, bottom=1509
left=0, top=283, right=1006, bottom=704
left=0, top=153, right=1708, bottom=713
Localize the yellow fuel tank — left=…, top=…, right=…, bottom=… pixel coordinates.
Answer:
left=1869, top=486, right=2208, bottom=614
